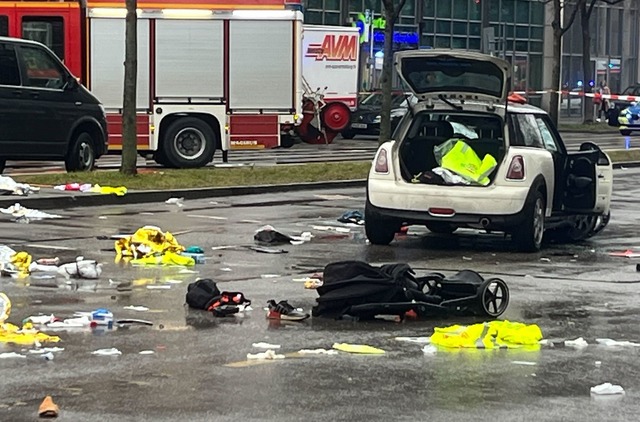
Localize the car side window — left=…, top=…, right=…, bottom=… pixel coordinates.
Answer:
left=0, top=43, right=22, bottom=86
left=514, top=114, right=544, bottom=148
left=19, top=45, right=66, bottom=89
left=534, top=116, right=559, bottom=153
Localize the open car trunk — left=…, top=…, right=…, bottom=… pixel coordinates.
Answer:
left=398, top=111, right=506, bottom=186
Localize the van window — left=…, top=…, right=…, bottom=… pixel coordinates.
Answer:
left=0, top=16, right=8, bottom=36
left=0, top=43, right=21, bottom=86
left=20, top=45, right=66, bottom=89
left=22, top=17, right=64, bottom=61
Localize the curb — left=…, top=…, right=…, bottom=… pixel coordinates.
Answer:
left=0, top=179, right=368, bottom=211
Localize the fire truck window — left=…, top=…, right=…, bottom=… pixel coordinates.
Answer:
left=0, top=16, right=8, bottom=37
left=22, top=17, right=64, bottom=61
left=0, top=43, right=21, bottom=86
left=20, top=45, right=65, bottom=89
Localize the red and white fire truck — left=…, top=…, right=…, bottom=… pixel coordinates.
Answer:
left=0, top=0, right=304, bottom=168
left=298, top=24, right=360, bottom=144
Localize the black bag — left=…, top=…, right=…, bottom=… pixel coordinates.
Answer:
left=186, top=279, right=221, bottom=310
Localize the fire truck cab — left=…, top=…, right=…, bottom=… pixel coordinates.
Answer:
left=0, top=0, right=303, bottom=168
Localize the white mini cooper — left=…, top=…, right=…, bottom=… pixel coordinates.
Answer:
left=366, top=50, right=613, bottom=252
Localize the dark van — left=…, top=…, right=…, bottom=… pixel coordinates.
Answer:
left=0, top=37, right=107, bottom=174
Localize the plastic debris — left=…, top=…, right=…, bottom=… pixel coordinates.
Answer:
left=332, top=343, right=386, bottom=355
left=89, top=185, right=127, bottom=196
left=54, top=182, right=92, bottom=192
left=512, top=361, right=537, bottom=366
left=25, top=315, right=57, bottom=325
left=38, top=396, right=59, bottom=418
left=304, top=279, right=323, bottom=289
left=30, top=257, right=103, bottom=279
left=147, top=285, right=171, bottom=290
left=609, top=249, right=640, bottom=258
left=0, top=203, right=61, bottom=222
left=41, top=352, right=54, bottom=361
left=165, top=197, right=184, bottom=207
left=0, top=292, right=11, bottom=323
left=422, top=345, right=437, bottom=355
left=29, top=347, right=65, bottom=354
left=249, top=246, right=288, bottom=254
left=590, top=382, right=625, bottom=395
left=395, top=337, right=431, bottom=344
left=565, top=337, right=589, bottom=348
left=252, top=342, right=281, bottom=349
left=123, top=306, right=149, bottom=312
left=91, top=348, right=122, bottom=356
left=312, top=225, right=351, bottom=233
left=261, top=274, right=280, bottom=279
left=595, top=338, right=640, bottom=347
left=247, top=350, right=285, bottom=360
left=595, top=361, right=602, bottom=366
left=117, top=319, right=154, bottom=326
left=0, top=352, right=26, bottom=359
left=540, top=257, right=551, bottom=263
left=139, top=350, right=155, bottom=355
left=115, top=226, right=189, bottom=263
left=297, top=349, right=338, bottom=355
left=0, top=175, right=40, bottom=196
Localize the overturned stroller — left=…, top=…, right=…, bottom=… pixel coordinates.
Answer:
left=312, top=261, right=509, bottom=321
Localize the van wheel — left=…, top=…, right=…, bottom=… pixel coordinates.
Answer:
left=365, top=204, right=399, bottom=245
left=0, top=160, right=5, bottom=174
left=621, top=129, right=632, bottom=136
left=512, top=190, right=545, bottom=252
left=426, top=222, right=457, bottom=234
left=65, top=132, right=96, bottom=172
left=163, top=117, right=216, bottom=168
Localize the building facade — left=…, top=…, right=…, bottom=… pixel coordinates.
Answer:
left=303, top=0, right=640, bottom=113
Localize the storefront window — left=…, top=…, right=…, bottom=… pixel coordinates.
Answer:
left=436, top=0, right=452, bottom=19
left=469, top=22, right=480, bottom=36
left=423, top=0, right=435, bottom=18
left=502, top=0, right=515, bottom=22
left=435, top=36, right=451, bottom=48
left=436, top=19, right=451, bottom=34
left=452, top=22, right=467, bottom=35
left=452, top=0, right=468, bottom=20
left=452, top=37, right=467, bottom=49
left=401, top=0, right=415, bottom=17
left=469, top=38, right=481, bottom=51
left=530, top=1, right=544, bottom=25
left=515, top=0, right=529, bottom=24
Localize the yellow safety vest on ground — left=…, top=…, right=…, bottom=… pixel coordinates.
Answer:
left=430, top=321, right=543, bottom=349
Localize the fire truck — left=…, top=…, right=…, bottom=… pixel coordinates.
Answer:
left=0, top=0, right=303, bottom=168
left=298, top=25, right=360, bottom=144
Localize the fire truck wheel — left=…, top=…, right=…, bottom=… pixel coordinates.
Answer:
left=0, top=159, right=5, bottom=174
left=65, top=133, right=96, bottom=172
left=163, top=118, right=216, bottom=168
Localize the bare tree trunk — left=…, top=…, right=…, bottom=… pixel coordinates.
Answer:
left=378, top=12, right=395, bottom=144
left=120, top=0, right=137, bottom=175
left=549, top=0, right=563, bottom=126
left=580, top=0, right=594, bottom=123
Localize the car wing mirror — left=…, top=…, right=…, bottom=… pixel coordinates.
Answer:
left=65, top=75, right=79, bottom=91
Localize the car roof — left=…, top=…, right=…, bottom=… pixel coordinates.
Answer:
left=504, top=101, right=548, bottom=115
left=0, top=36, right=44, bottom=47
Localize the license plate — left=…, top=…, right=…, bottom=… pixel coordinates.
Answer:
left=351, top=123, right=367, bottom=129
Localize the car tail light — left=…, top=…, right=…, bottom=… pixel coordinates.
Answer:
left=374, top=149, right=389, bottom=173
left=506, top=155, right=525, bottom=180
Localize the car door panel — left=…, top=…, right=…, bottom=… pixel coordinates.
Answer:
left=563, top=150, right=599, bottom=212
left=0, top=42, right=27, bottom=157
left=579, top=142, right=613, bottom=214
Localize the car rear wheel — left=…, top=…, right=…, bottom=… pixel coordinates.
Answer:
left=621, top=129, right=632, bottom=136
left=512, top=190, right=545, bottom=252
left=425, top=222, right=457, bottom=234
left=365, top=204, right=399, bottom=245
left=65, top=132, right=96, bottom=172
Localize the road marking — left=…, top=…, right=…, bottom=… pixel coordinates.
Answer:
left=187, top=214, right=228, bottom=220
left=23, top=244, right=76, bottom=251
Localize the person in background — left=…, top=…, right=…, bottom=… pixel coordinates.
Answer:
left=596, top=80, right=611, bottom=122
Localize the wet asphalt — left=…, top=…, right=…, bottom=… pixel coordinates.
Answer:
left=2, top=168, right=640, bottom=421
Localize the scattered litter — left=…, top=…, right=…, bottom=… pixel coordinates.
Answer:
left=337, top=210, right=364, bottom=225
left=38, top=396, right=59, bottom=418
left=609, top=249, right=640, bottom=258
left=0, top=352, right=26, bottom=359
left=179, top=269, right=199, bottom=274
left=565, top=337, right=589, bottom=348
left=395, top=337, right=431, bottom=344
left=314, top=194, right=354, bottom=201
left=304, top=279, right=323, bottom=289
left=261, top=274, right=280, bottom=279
left=211, top=246, right=236, bottom=251
left=332, top=343, right=386, bottom=355
left=249, top=246, right=288, bottom=254
left=46, top=316, right=90, bottom=329
left=186, top=279, right=252, bottom=317
left=90, top=185, right=127, bottom=196
left=147, top=285, right=171, bottom=290
left=117, top=319, right=153, bottom=326
left=540, top=257, right=551, bottom=263
left=595, top=361, right=602, bottom=366
left=91, top=348, right=122, bottom=356
left=512, top=361, right=537, bottom=366
left=165, top=197, right=184, bottom=207
left=98, top=216, right=108, bottom=220
left=0, top=295, right=60, bottom=344
left=422, top=345, right=437, bottom=355
left=252, top=342, right=281, bottom=349
left=49, top=257, right=102, bottom=279
left=595, top=338, right=640, bottom=347
left=431, top=321, right=542, bottom=349
left=297, top=349, right=338, bottom=355
left=312, top=225, right=351, bottom=233
left=254, top=225, right=312, bottom=245
left=462, top=256, right=472, bottom=261
left=220, top=268, right=232, bottom=272
left=54, top=182, right=92, bottom=192
left=115, top=226, right=194, bottom=266
left=0, top=203, right=61, bottom=222
left=40, top=352, right=54, bottom=361
left=139, top=350, right=155, bottom=355
left=590, top=382, right=625, bottom=395
left=247, top=350, right=285, bottom=360
left=0, top=175, right=40, bottom=196
left=25, top=315, right=57, bottom=325
left=29, top=347, right=64, bottom=354
left=123, top=306, right=149, bottom=312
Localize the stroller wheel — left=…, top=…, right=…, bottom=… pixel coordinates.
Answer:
left=479, top=278, right=509, bottom=318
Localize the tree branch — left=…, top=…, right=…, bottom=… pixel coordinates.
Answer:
left=560, top=3, right=580, bottom=35
left=586, top=0, right=598, bottom=19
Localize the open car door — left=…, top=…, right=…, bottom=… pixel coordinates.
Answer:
left=394, top=50, right=511, bottom=103
left=562, top=143, right=613, bottom=213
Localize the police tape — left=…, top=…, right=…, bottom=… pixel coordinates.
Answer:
left=512, top=89, right=640, bottom=102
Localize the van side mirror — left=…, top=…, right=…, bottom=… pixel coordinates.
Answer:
left=65, top=75, right=79, bottom=91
